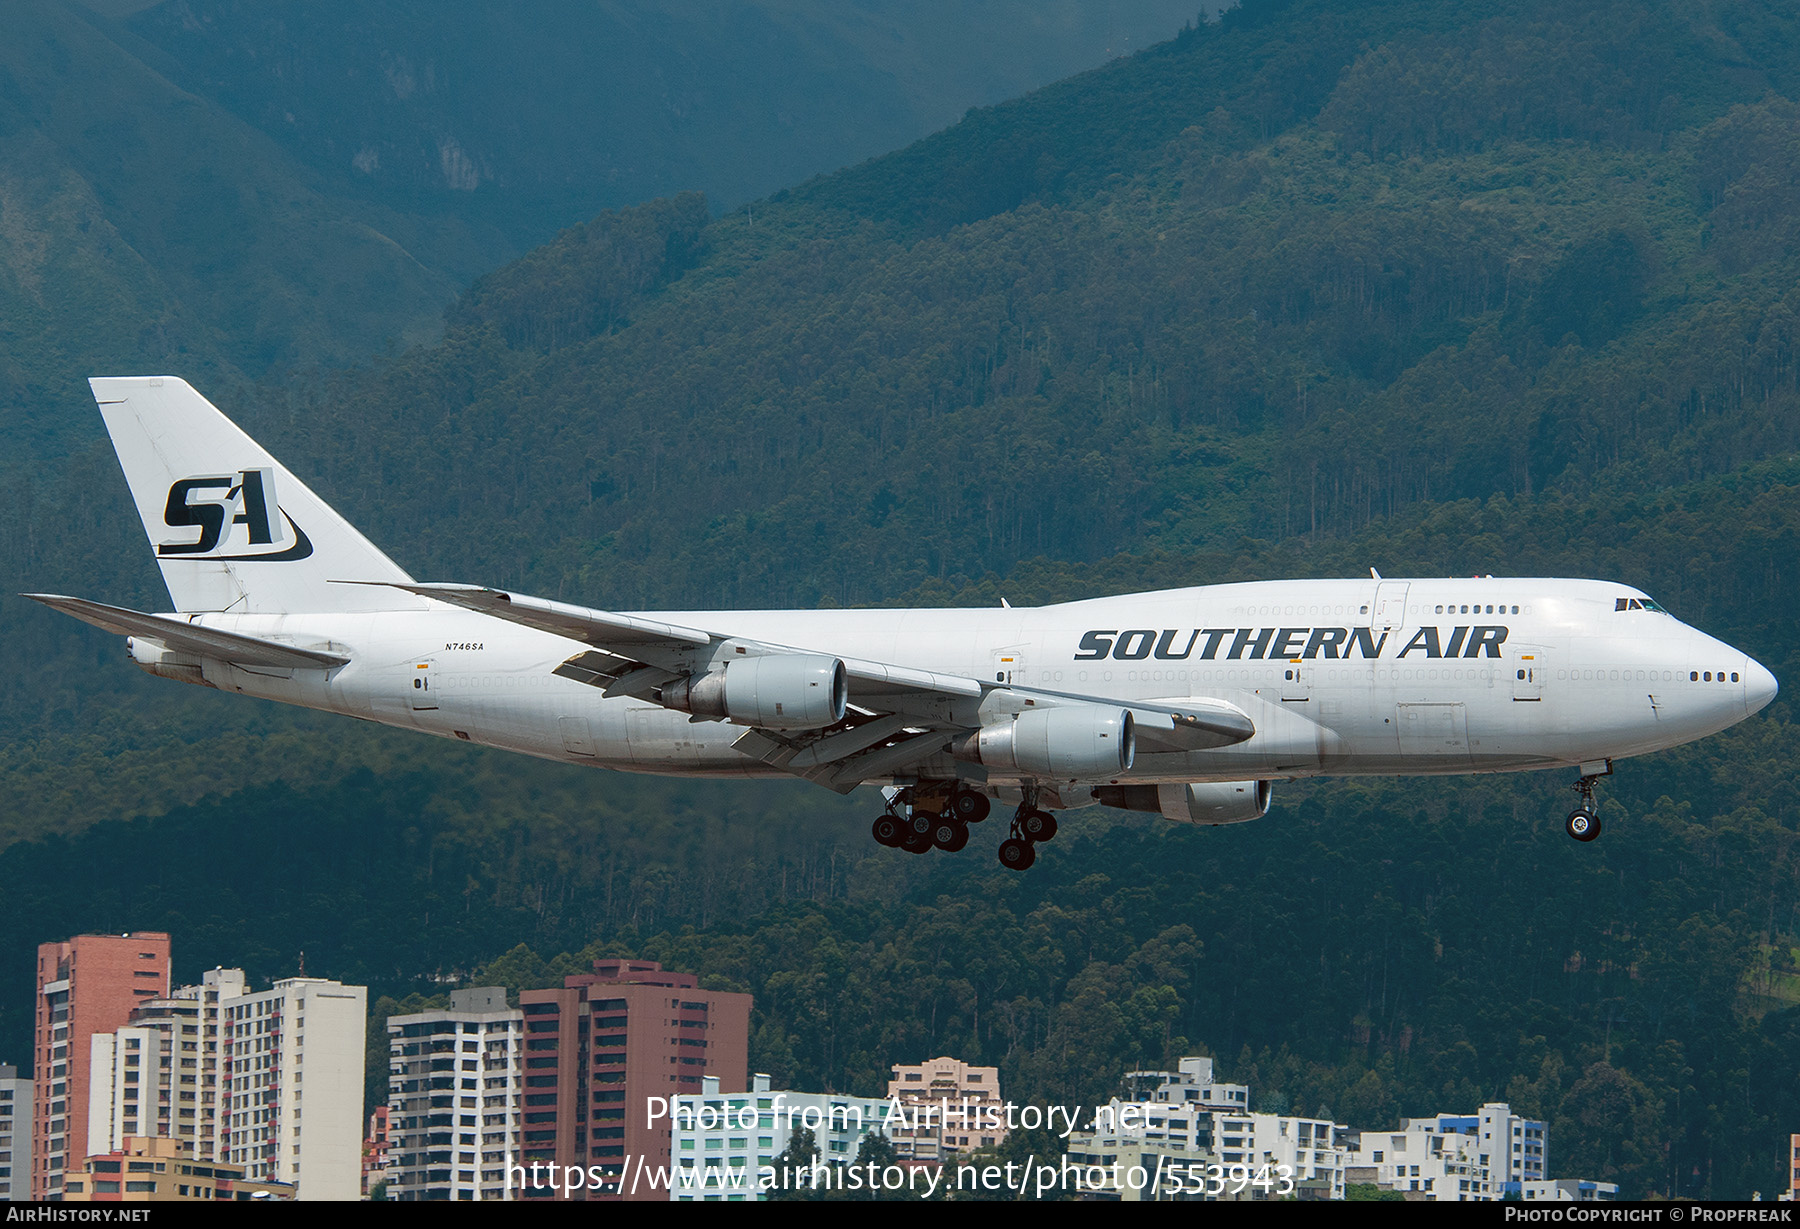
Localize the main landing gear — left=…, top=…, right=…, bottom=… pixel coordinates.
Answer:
left=1564, top=760, right=1613, bottom=843
left=871, top=784, right=990, bottom=857
left=869, top=782, right=1060, bottom=869
left=997, top=786, right=1059, bottom=872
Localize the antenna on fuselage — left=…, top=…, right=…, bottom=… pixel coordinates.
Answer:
left=1370, top=567, right=1383, bottom=580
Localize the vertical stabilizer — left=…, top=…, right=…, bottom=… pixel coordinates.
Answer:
left=90, top=376, right=425, bottom=613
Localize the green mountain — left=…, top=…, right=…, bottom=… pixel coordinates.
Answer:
left=5, top=0, right=1800, bottom=1198
left=0, top=0, right=1204, bottom=455
left=126, top=0, right=1209, bottom=245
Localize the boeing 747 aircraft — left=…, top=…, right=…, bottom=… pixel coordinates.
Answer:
left=27, top=379, right=1779, bottom=868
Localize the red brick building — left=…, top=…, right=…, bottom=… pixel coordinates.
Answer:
left=519, top=959, right=749, bottom=1201
left=34, top=933, right=171, bottom=1199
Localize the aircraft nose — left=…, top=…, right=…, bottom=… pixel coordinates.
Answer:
left=1745, top=656, right=1778, bottom=715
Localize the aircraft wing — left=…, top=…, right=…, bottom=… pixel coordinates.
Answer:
left=23, top=594, right=350, bottom=669
left=373, top=581, right=1252, bottom=790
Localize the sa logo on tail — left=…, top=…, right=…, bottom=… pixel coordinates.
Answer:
left=159, top=468, right=313, bottom=561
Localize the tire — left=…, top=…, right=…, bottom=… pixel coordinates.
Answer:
left=951, top=791, right=991, bottom=823
left=1565, top=808, right=1602, bottom=842
left=908, top=811, right=935, bottom=838
left=932, top=818, right=970, bottom=852
left=998, top=838, right=1036, bottom=870
left=901, top=832, right=932, bottom=855
left=1020, top=810, right=1058, bottom=842
left=871, top=816, right=902, bottom=847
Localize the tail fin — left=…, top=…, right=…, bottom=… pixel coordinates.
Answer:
left=91, top=377, right=425, bottom=613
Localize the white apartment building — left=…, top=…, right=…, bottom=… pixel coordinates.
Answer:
left=1122, top=1055, right=1250, bottom=1111
left=1427, top=1103, right=1546, bottom=1187
left=1068, top=1104, right=1349, bottom=1200
left=1348, top=1120, right=1496, bottom=1200
left=82, top=970, right=362, bottom=1200
left=386, top=987, right=523, bottom=1201
left=222, top=977, right=365, bottom=1200
left=670, top=1074, right=889, bottom=1201
left=0, top=1065, right=31, bottom=1201
left=85, top=969, right=244, bottom=1163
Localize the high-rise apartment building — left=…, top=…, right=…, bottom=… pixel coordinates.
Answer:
left=387, top=986, right=523, bottom=1201
left=518, top=959, right=751, bottom=1202
left=221, top=977, right=366, bottom=1200
left=885, top=1056, right=1007, bottom=1162
left=0, top=1064, right=32, bottom=1201
left=33, top=932, right=171, bottom=1199
left=86, top=968, right=361, bottom=1200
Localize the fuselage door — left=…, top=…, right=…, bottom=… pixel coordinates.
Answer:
left=1397, top=702, right=1470, bottom=761
left=1281, top=661, right=1309, bottom=701
left=1373, top=582, right=1410, bottom=630
left=990, top=646, right=1028, bottom=687
left=408, top=658, right=438, bottom=711
left=1512, top=646, right=1546, bottom=701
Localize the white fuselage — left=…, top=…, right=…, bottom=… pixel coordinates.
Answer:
left=147, top=577, right=1775, bottom=797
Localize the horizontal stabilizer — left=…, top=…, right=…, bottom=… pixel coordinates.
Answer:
left=23, top=594, right=349, bottom=669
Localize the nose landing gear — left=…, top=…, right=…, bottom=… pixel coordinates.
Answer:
left=1564, top=760, right=1612, bottom=842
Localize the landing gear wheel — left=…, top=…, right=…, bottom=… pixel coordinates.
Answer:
left=998, top=838, right=1037, bottom=870
left=950, top=790, right=991, bottom=823
left=901, top=832, right=932, bottom=855
left=931, top=817, right=970, bottom=852
left=1565, top=809, right=1601, bottom=842
left=872, top=815, right=903, bottom=847
left=1019, top=810, right=1058, bottom=842
left=907, top=811, right=935, bottom=839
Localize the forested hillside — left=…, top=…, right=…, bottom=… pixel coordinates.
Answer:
left=4, top=0, right=1800, bottom=1198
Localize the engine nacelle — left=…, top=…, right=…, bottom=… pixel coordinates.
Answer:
left=1095, top=781, right=1272, bottom=825
left=661, top=654, right=847, bottom=730
left=964, top=706, right=1136, bottom=780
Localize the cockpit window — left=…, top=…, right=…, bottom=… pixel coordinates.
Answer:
left=1615, top=597, right=1670, bottom=613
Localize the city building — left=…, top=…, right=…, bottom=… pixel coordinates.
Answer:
left=1509, top=1178, right=1620, bottom=1201
left=33, top=932, right=171, bottom=1199
left=1424, top=1103, right=1546, bottom=1187
left=669, top=1073, right=889, bottom=1201
left=363, top=1106, right=391, bottom=1197
left=1347, top=1119, right=1496, bottom=1201
left=1122, top=1055, right=1250, bottom=1111
left=885, top=1056, right=1007, bottom=1162
left=60, top=1135, right=293, bottom=1202
left=0, top=1064, right=31, bottom=1201
left=1065, top=1103, right=1219, bottom=1202
left=517, top=959, right=751, bottom=1201
left=386, top=986, right=522, bottom=1201
left=1067, top=1059, right=1348, bottom=1201
left=221, top=976, right=366, bottom=1199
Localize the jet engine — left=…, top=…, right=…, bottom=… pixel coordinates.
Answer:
left=1094, top=780, right=1272, bottom=825
left=960, top=705, right=1136, bottom=779
left=660, top=654, right=847, bottom=730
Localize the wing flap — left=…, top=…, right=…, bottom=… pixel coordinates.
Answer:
left=24, top=594, right=349, bottom=669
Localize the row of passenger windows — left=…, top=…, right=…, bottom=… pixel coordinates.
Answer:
left=1435, top=605, right=1519, bottom=615
left=1551, top=669, right=1738, bottom=683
